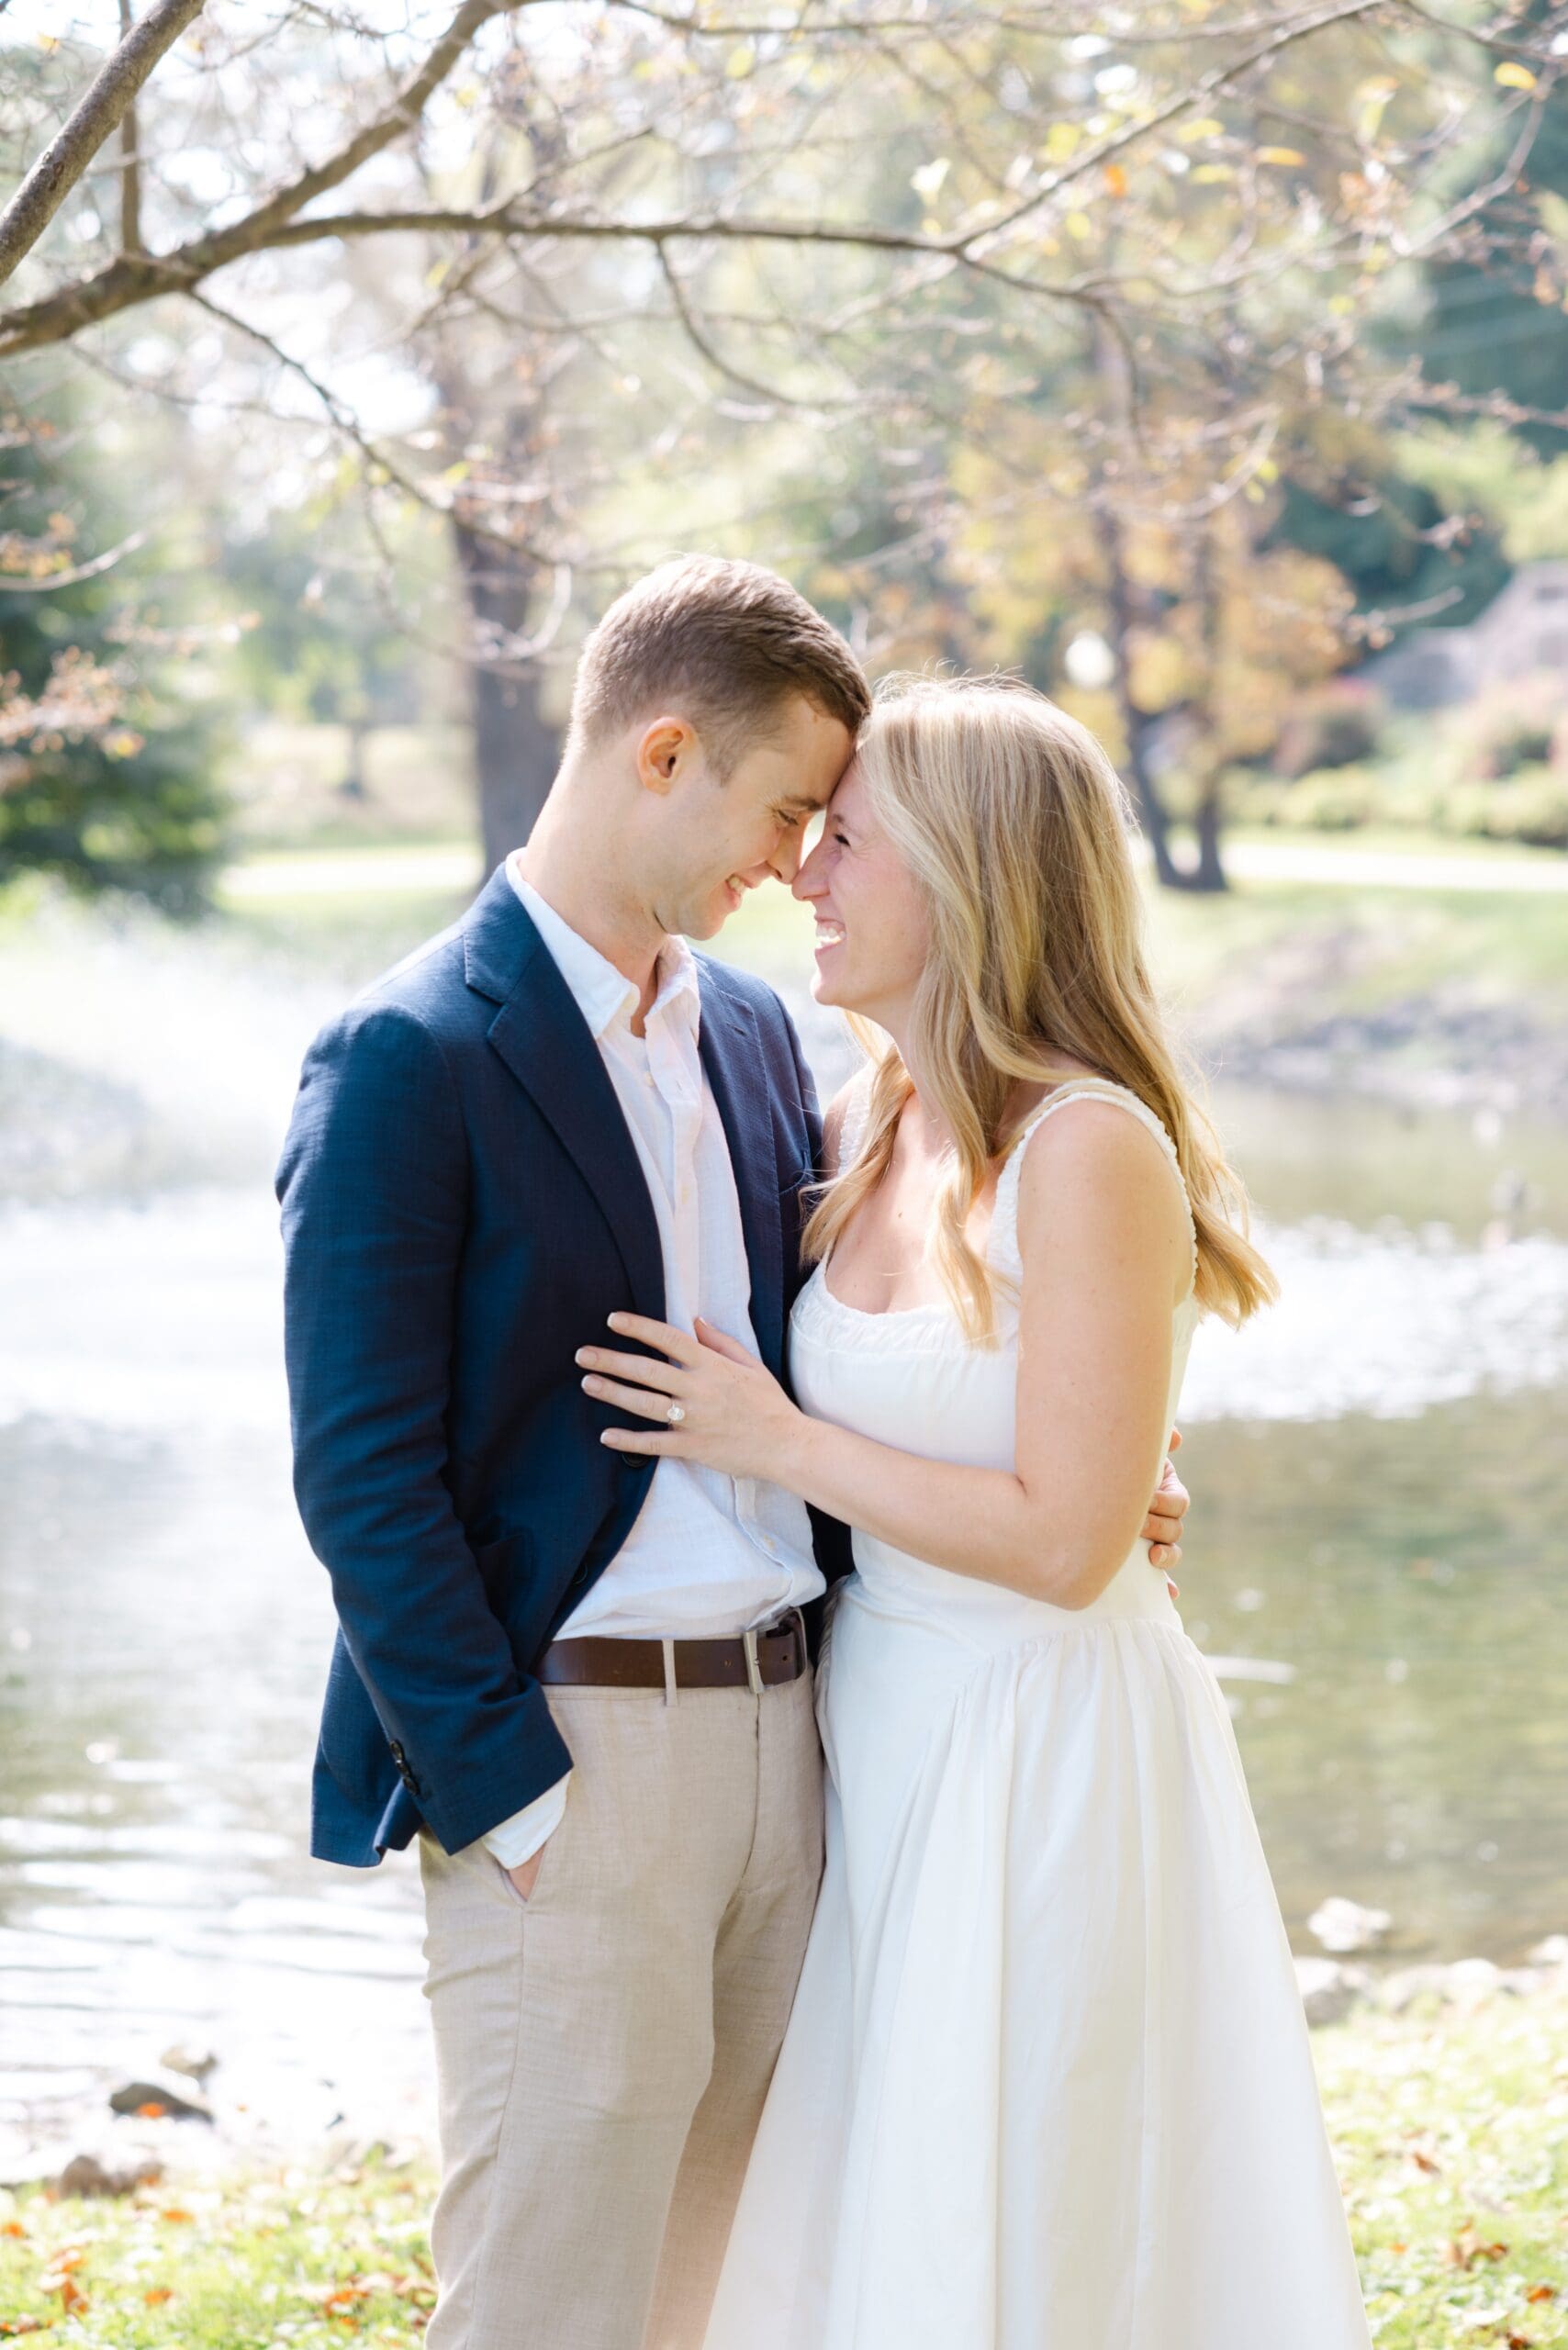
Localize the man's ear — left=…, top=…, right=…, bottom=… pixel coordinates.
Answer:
left=634, top=715, right=696, bottom=796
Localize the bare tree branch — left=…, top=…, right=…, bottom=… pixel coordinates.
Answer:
left=0, top=0, right=208, bottom=289
left=0, top=0, right=521, bottom=339
left=0, top=528, right=148, bottom=590
left=0, top=202, right=983, bottom=361
left=118, top=0, right=145, bottom=259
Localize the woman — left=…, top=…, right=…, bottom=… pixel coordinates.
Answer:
left=575, top=677, right=1372, bottom=2349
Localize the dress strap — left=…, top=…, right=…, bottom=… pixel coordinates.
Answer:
left=833, top=1063, right=877, bottom=1171
left=988, top=1080, right=1199, bottom=1301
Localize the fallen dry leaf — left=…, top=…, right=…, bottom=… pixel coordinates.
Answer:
left=145, top=2286, right=175, bottom=2305
left=1442, top=2221, right=1508, bottom=2270
left=0, top=2321, right=47, bottom=2338
left=1527, top=2285, right=1557, bottom=2303
left=0, top=2220, right=25, bottom=2238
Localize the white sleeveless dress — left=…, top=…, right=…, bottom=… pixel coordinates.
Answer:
left=703, top=1079, right=1371, bottom=2350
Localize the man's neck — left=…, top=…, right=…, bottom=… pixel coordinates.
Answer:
left=512, top=823, right=667, bottom=1029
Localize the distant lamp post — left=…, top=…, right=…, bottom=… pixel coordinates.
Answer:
left=1063, top=631, right=1116, bottom=690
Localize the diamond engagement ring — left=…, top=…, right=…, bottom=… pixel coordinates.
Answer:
left=666, top=1403, right=687, bottom=1426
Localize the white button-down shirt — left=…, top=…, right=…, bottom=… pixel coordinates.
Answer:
left=483, top=862, right=823, bottom=1869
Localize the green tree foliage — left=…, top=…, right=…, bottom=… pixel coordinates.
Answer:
left=1271, top=446, right=1509, bottom=639
left=0, top=406, right=228, bottom=909
left=1418, top=32, right=1568, bottom=463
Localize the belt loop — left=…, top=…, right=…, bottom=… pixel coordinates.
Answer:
left=743, top=1626, right=764, bottom=1698
left=662, top=1638, right=678, bottom=1707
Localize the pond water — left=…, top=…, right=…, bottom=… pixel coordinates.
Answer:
left=1, top=890, right=1565, bottom=2163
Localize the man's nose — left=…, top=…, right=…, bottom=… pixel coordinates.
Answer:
left=769, top=828, right=806, bottom=885
left=792, top=835, right=826, bottom=899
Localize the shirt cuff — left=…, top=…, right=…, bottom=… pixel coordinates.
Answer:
left=481, top=1773, right=571, bottom=1870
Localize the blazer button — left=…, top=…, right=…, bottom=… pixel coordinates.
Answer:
left=569, top=1567, right=590, bottom=1590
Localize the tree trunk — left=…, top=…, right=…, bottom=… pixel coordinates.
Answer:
left=1188, top=778, right=1229, bottom=892
left=450, top=515, right=559, bottom=873
left=1093, top=499, right=1184, bottom=888
left=1182, top=521, right=1229, bottom=893
left=1089, top=310, right=1186, bottom=891
left=338, top=712, right=370, bottom=801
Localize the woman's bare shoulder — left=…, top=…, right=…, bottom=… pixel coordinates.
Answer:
left=1014, top=1093, right=1192, bottom=1299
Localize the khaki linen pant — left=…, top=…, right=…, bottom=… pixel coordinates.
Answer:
left=417, top=1665, right=824, bottom=2350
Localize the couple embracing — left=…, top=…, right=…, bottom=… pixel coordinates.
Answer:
left=277, top=556, right=1371, bottom=2349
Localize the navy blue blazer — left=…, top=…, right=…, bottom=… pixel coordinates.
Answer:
left=276, top=865, right=851, bottom=1867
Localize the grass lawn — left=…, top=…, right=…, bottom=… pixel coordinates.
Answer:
left=2, top=1989, right=1565, bottom=2344
left=1141, top=876, right=1568, bottom=1024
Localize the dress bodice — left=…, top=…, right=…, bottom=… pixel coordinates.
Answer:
left=789, top=1076, right=1202, bottom=1628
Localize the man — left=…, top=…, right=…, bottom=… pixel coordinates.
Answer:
left=276, top=554, right=1189, bottom=2350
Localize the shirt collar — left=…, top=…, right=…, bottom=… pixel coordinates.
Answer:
left=508, top=856, right=700, bottom=1046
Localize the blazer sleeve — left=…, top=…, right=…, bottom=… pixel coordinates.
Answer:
left=275, top=999, right=570, bottom=1854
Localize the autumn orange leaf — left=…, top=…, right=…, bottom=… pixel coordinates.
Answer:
left=0, top=2321, right=47, bottom=2337
left=0, top=2220, right=25, bottom=2237
left=159, top=2206, right=196, bottom=2223
left=308, top=2278, right=377, bottom=2320
left=1104, top=163, right=1128, bottom=197
left=145, top=2286, right=175, bottom=2305
left=1527, top=2284, right=1556, bottom=2301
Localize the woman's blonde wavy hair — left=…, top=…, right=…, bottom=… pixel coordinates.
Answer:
left=801, top=673, right=1276, bottom=1341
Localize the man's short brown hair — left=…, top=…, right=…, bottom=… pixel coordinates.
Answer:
left=569, top=554, right=870, bottom=776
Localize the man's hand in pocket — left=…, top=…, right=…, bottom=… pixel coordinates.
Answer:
left=507, top=1844, right=547, bottom=1902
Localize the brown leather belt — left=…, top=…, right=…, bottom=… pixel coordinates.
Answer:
left=537, top=1610, right=808, bottom=1692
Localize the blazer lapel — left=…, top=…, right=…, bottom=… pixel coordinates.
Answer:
left=465, top=869, right=666, bottom=1323
left=698, top=968, right=785, bottom=1377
